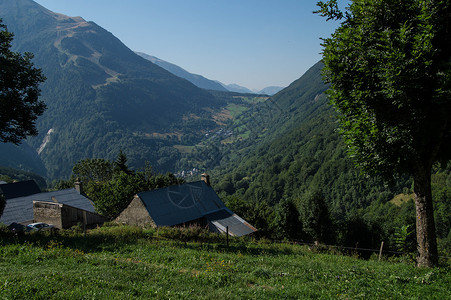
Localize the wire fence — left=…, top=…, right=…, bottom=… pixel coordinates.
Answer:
left=263, top=237, right=451, bottom=260
left=217, top=226, right=449, bottom=261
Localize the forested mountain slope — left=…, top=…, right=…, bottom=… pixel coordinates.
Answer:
left=203, top=62, right=408, bottom=217
left=185, top=61, right=331, bottom=171
left=197, top=61, right=449, bottom=252
left=0, top=0, right=225, bottom=179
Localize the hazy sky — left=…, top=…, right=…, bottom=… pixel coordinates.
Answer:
left=34, top=0, right=347, bottom=91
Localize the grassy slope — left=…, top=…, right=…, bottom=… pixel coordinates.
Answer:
left=0, top=226, right=449, bottom=299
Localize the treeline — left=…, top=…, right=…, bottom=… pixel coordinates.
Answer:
left=220, top=168, right=449, bottom=259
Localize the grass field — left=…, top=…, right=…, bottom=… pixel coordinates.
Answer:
left=226, top=104, right=248, bottom=118
left=173, top=145, right=195, bottom=154
left=0, top=225, right=449, bottom=299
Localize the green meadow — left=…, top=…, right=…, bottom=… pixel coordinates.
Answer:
left=0, top=225, right=449, bottom=299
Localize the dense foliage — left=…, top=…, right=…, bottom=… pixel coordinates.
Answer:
left=318, top=0, right=451, bottom=267
left=180, top=61, right=450, bottom=260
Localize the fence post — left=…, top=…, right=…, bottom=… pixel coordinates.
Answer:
left=82, top=211, right=87, bottom=234
left=226, top=226, right=229, bottom=247
left=379, top=241, right=384, bottom=261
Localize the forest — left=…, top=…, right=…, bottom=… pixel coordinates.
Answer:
left=178, top=62, right=451, bottom=262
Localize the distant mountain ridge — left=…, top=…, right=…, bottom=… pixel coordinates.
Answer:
left=258, top=86, right=284, bottom=95
left=221, top=83, right=284, bottom=96
left=136, top=51, right=283, bottom=95
left=220, top=83, right=254, bottom=94
left=135, top=52, right=228, bottom=92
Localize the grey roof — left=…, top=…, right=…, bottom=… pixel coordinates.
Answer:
left=205, top=210, right=257, bottom=237
left=138, top=181, right=225, bottom=226
left=0, top=188, right=95, bottom=225
left=0, top=180, right=41, bottom=199
left=137, top=181, right=257, bottom=236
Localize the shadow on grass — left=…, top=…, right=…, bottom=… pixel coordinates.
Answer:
left=0, top=225, right=302, bottom=257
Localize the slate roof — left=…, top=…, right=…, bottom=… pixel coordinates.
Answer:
left=137, top=181, right=257, bottom=236
left=0, top=180, right=41, bottom=199
left=0, top=188, right=96, bottom=225
left=204, top=210, right=257, bottom=237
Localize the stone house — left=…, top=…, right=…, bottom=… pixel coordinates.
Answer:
left=116, top=175, right=257, bottom=237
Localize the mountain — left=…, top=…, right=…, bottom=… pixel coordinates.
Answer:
left=199, top=61, right=449, bottom=252
left=135, top=52, right=228, bottom=92
left=0, top=165, right=47, bottom=189
left=0, top=0, right=227, bottom=179
left=257, top=86, right=284, bottom=96
left=136, top=52, right=282, bottom=95
left=220, top=83, right=254, bottom=94
left=183, top=61, right=412, bottom=220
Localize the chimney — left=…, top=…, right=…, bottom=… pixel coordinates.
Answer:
left=201, top=173, right=210, bottom=186
left=74, top=179, right=84, bottom=195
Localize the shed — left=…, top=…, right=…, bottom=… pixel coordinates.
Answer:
left=115, top=180, right=257, bottom=237
left=0, top=184, right=107, bottom=228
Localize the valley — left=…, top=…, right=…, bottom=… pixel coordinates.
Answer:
left=0, top=0, right=449, bottom=270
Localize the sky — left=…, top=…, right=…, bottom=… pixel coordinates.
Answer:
left=33, top=0, right=346, bottom=91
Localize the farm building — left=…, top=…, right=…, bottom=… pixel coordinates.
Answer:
left=0, top=181, right=106, bottom=228
left=116, top=175, right=257, bottom=237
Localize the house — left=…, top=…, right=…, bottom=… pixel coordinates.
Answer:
left=116, top=174, right=257, bottom=237
left=0, top=181, right=107, bottom=229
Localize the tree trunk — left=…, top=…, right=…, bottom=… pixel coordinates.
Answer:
left=413, top=166, right=438, bottom=267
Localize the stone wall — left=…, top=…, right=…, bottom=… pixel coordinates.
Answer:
left=33, top=201, right=63, bottom=228
left=115, top=195, right=156, bottom=227
left=33, top=201, right=107, bottom=229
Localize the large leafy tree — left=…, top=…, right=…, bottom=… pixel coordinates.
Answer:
left=0, top=19, right=46, bottom=144
left=72, top=158, right=114, bottom=183
left=298, top=190, right=335, bottom=244
left=273, top=198, right=303, bottom=240
left=317, top=0, right=451, bottom=267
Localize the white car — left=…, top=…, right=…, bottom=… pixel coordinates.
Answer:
left=26, top=222, right=55, bottom=231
